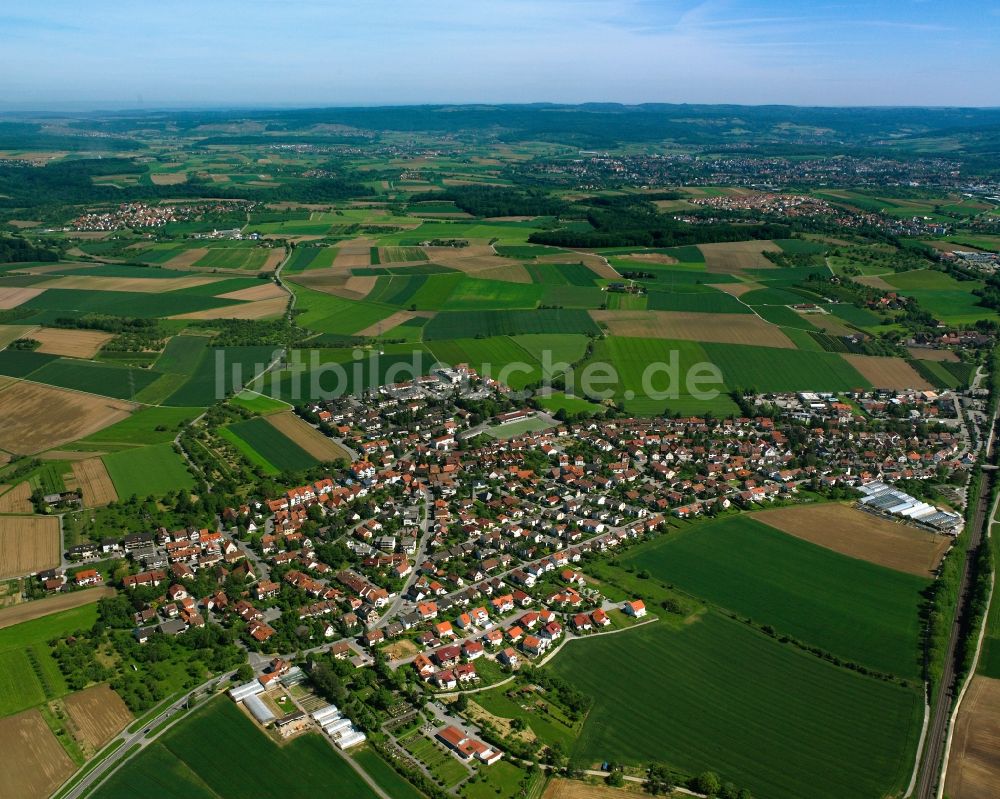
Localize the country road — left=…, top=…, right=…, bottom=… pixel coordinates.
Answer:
left=59, top=671, right=235, bottom=799
left=915, top=403, right=997, bottom=799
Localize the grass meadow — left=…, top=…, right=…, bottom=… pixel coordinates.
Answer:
left=102, top=442, right=194, bottom=498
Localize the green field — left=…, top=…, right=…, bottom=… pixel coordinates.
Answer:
left=94, top=697, right=377, bottom=799
left=225, top=417, right=318, bottom=472
left=977, top=525, right=1000, bottom=679
left=424, top=309, right=600, bottom=340
left=583, top=337, right=739, bottom=416
left=270, top=344, right=435, bottom=402
left=0, top=349, right=57, bottom=376
left=439, top=277, right=543, bottom=310
left=524, top=262, right=599, bottom=286
left=645, top=288, right=749, bottom=313
left=103, top=442, right=195, bottom=498
left=193, top=247, right=275, bottom=271
left=135, top=334, right=214, bottom=404
left=17, top=288, right=238, bottom=322
left=701, top=341, right=871, bottom=393
left=284, top=246, right=338, bottom=274
left=0, top=605, right=98, bottom=717
left=353, top=747, right=427, bottom=799
left=163, top=346, right=278, bottom=407
left=426, top=337, right=549, bottom=389
left=549, top=614, right=922, bottom=799
left=536, top=392, right=605, bottom=416
left=78, top=407, right=200, bottom=447
left=621, top=516, right=927, bottom=678
left=882, top=270, right=998, bottom=324
left=486, top=417, right=554, bottom=439
left=26, top=358, right=161, bottom=400
left=291, top=286, right=397, bottom=335
left=228, top=389, right=291, bottom=415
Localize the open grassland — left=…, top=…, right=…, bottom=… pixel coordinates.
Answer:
left=102, top=442, right=194, bottom=498
left=69, top=457, right=118, bottom=506
left=697, top=240, right=781, bottom=273
left=0, top=516, right=60, bottom=578
left=265, top=412, right=351, bottom=462
left=78, top=406, right=199, bottom=448
left=30, top=328, right=113, bottom=358
left=753, top=503, right=951, bottom=577
left=93, top=697, right=378, bottom=799
left=591, top=310, right=795, bottom=348
left=622, top=516, right=927, bottom=678
left=549, top=614, right=922, bottom=799
left=0, top=588, right=112, bottom=631
left=0, top=709, right=76, bottom=799
left=63, top=684, right=132, bottom=750
left=0, top=604, right=98, bottom=716
left=944, top=675, right=1000, bottom=799
left=229, top=389, right=290, bottom=415
left=226, top=417, right=318, bottom=472
left=841, top=353, right=934, bottom=390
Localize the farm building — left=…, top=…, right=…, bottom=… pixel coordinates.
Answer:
left=229, top=680, right=265, bottom=702
left=857, top=481, right=963, bottom=535
left=243, top=694, right=276, bottom=725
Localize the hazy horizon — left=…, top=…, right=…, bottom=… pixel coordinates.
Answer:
left=2, top=0, right=998, bottom=110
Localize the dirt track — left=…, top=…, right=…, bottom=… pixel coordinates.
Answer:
left=0, top=587, right=115, bottom=630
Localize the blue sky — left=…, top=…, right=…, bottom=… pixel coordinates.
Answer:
left=1, top=0, right=998, bottom=109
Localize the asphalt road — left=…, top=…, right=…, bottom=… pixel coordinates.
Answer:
left=60, top=671, right=235, bottom=799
